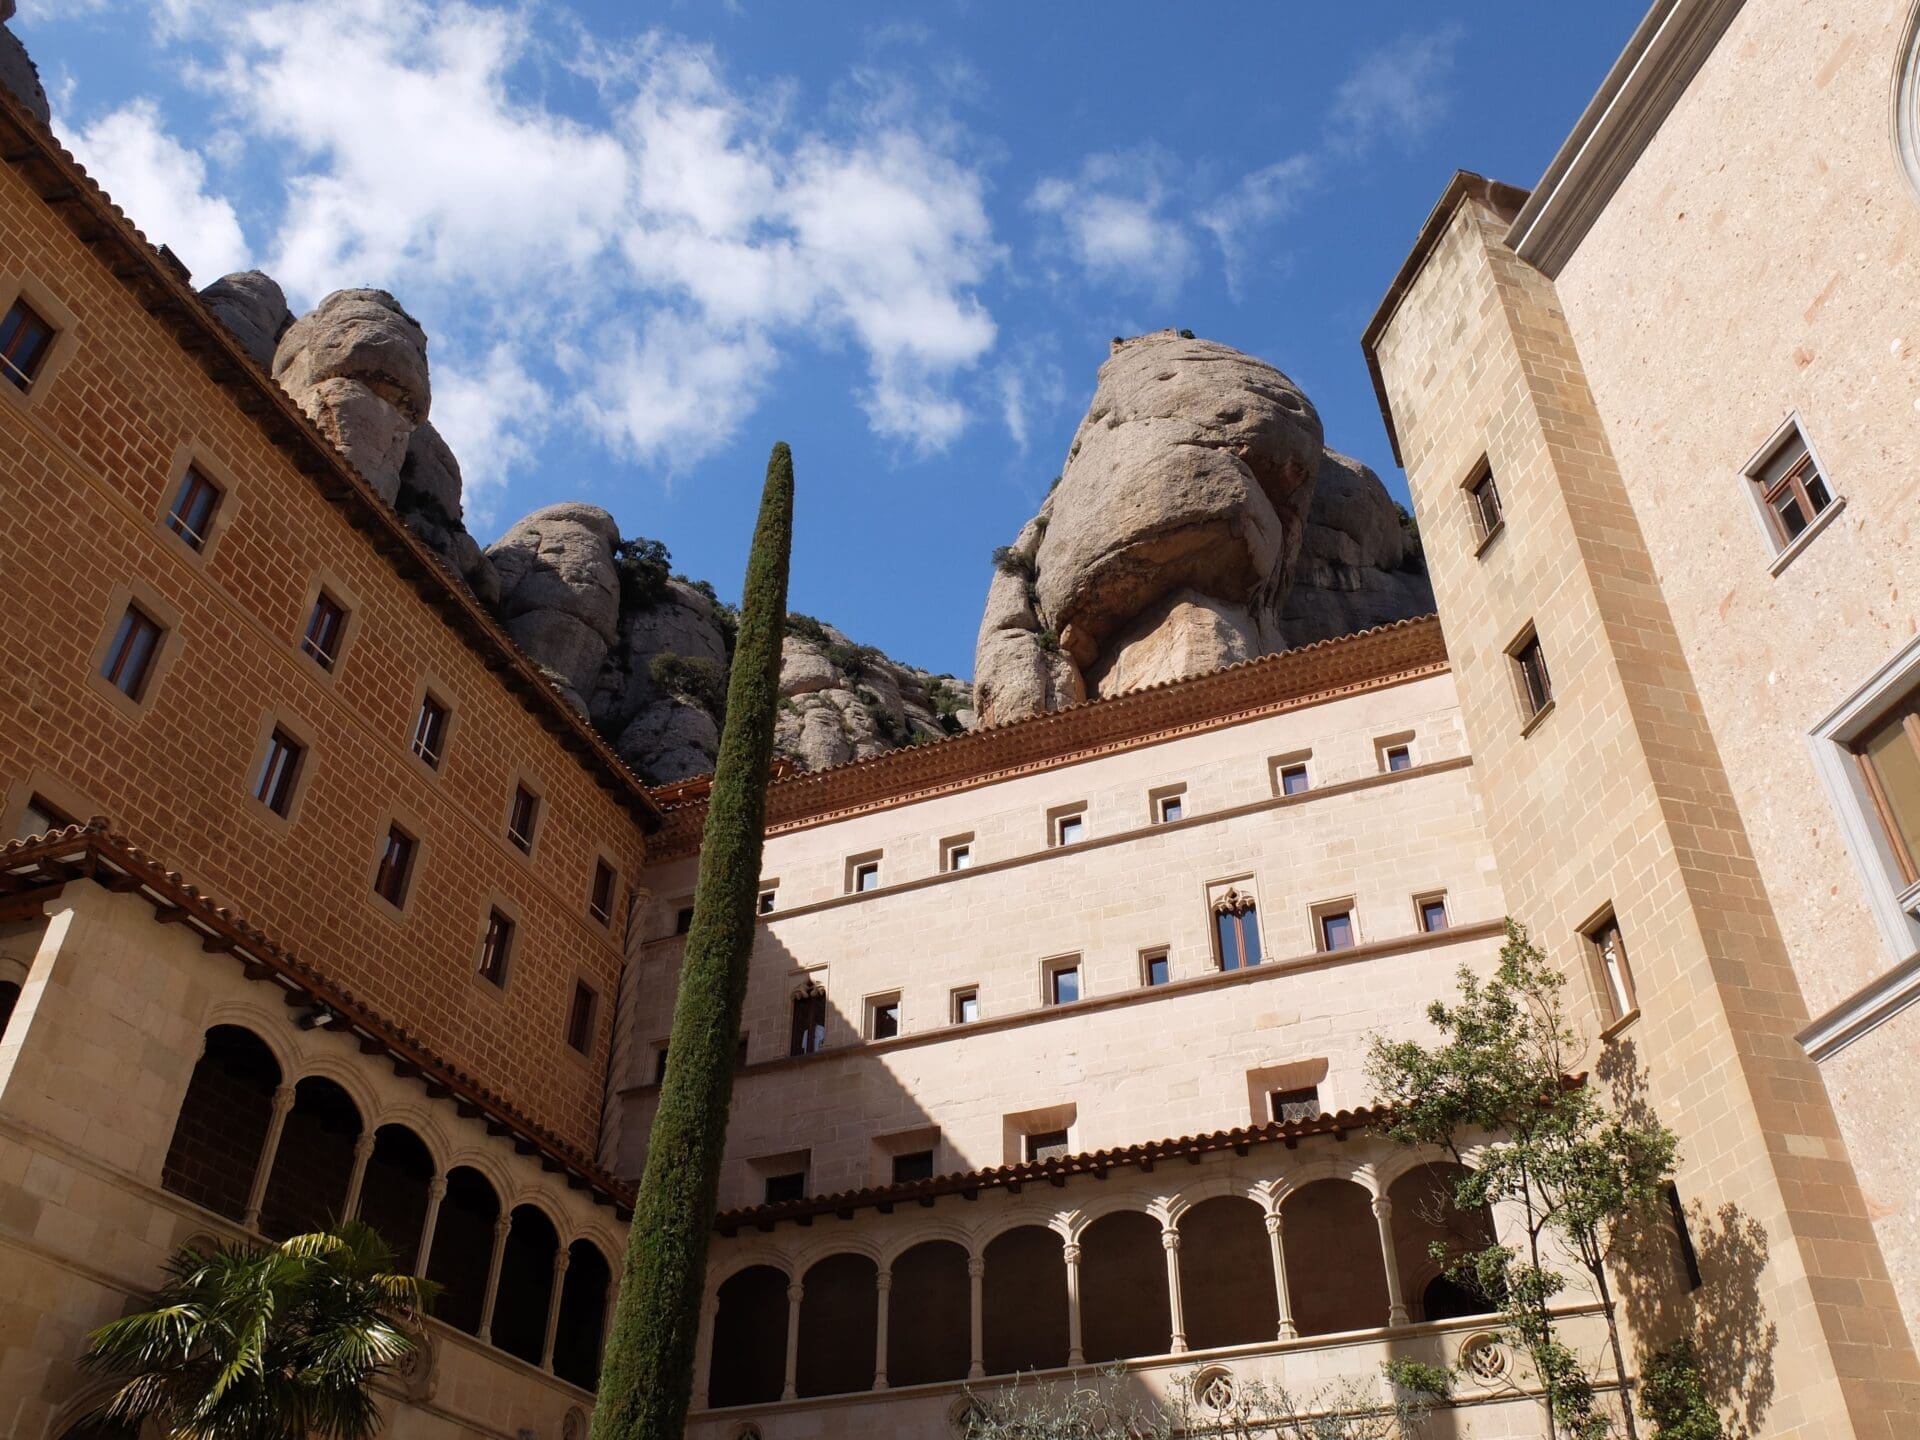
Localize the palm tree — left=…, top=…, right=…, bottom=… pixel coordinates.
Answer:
left=81, top=1218, right=435, bottom=1440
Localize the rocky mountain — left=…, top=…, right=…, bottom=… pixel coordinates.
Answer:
left=0, top=1, right=50, bottom=128
left=974, top=331, right=1432, bottom=726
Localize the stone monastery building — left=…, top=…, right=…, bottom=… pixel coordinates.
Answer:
left=5, top=0, right=1920, bottom=1436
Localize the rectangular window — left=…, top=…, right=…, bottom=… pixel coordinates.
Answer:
left=1317, top=907, right=1355, bottom=953
left=372, top=823, right=415, bottom=906
left=757, top=889, right=776, bottom=914
left=253, top=728, right=304, bottom=817
left=300, top=591, right=347, bottom=670
left=852, top=859, right=881, bottom=892
left=764, top=1172, right=807, bottom=1205
left=1215, top=892, right=1262, bottom=971
left=942, top=836, right=974, bottom=871
left=1155, top=791, right=1184, bottom=824
left=892, top=1150, right=935, bottom=1184
left=411, top=693, right=449, bottom=768
left=1419, top=895, right=1450, bottom=933
left=737, top=1033, right=750, bottom=1067
left=164, top=466, right=222, bottom=551
left=506, top=784, right=539, bottom=852
left=951, top=987, right=979, bottom=1024
left=1853, top=693, right=1920, bottom=885
left=1271, top=1086, right=1321, bottom=1124
left=101, top=604, right=163, bottom=700
left=674, top=905, right=695, bottom=935
left=0, top=296, right=54, bottom=391
left=1047, top=961, right=1080, bottom=1006
left=566, top=981, right=596, bottom=1054
left=1665, top=1183, right=1703, bottom=1291
left=1513, top=630, right=1553, bottom=720
left=1053, top=811, right=1085, bottom=846
left=478, top=908, right=513, bottom=987
left=1384, top=744, right=1412, bottom=772
left=1750, top=423, right=1833, bottom=549
left=1469, top=465, right=1503, bottom=542
left=1587, top=911, right=1637, bottom=1021
left=1143, top=949, right=1170, bottom=987
left=1025, top=1129, right=1071, bottom=1164
left=790, top=984, right=827, bottom=1056
left=868, top=995, right=901, bottom=1041
left=589, top=859, right=617, bottom=925
left=1279, top=763, right=1310, bottom=796
left=652, top=1043, right=670, bottom=1085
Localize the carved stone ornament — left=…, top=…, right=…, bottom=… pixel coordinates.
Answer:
left=1460, top=1330, right=1511, bottom=1383
left=1193, top=1364, right=1238, bottom=1413
left=1213, top=886, right=1256, bottom=916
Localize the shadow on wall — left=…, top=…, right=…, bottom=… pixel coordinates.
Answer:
left=1603, top=1037, right=1777, bottom=1440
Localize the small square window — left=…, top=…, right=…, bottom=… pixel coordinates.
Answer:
left=652, top=1042, right=670, bottom=1085
left=1587, top=910, right=1636, bottom=1022
left=301, top=591, right=348, bottom=670
left=590, top=859, right=617, bottom=925
left=758, top=889, right=776, bottom=914
left=868, top=995, right=901, bottom=1041
left=1142, top=949, right=1170, bottom=987
left=478, top=908, right=513, bottom=987
left=411, top=693, right=449, bottom=768
left=892, top=1150, right=935, bottom=1184
left=942, top=835, right=975, bottom=872
left=1418, top=895, right=1450, bottom=933
left=0, top=296, right=55, bottom=391
left=674, top=905, right=695, bottom=935
left=850, top=857, right=882, bottom=893
left=1384, top=745, right=1412, bottom=773
left=164, top=466, right=222, bottom=551
left=1053, top=811, right=1086, bottom=846
left=1316, top=906, right=1355, bottom=953
left=951, top=987, right=979, bottom=1024
left=254, top=728, right=304, bottom=817
left=372, top=823, right=415, bottom=907
left=1153, top=787, right=1186, bottom=824
left=566, top=981, right=596, bottom=1054
left=1025, top=1129, right=1071, bottom=1164
left=1047, top=961, right=1080, bottom=1006
left=1276, top=762, right=1310, bottom=797
left=506, top=783, right=539, bottom=852
left=101, top=604, right=164, bottom=701
left=736, top=1033, right=750, bottom=1067
left=1468, top=463, right=1503, bottom=542
left=1271, top=1086, right=1321, bottom=1124
left=1511, top=628, right=1553, bottom=721
left=764, top=1171, right=807, bottom=1205
left=1747, top=421, right=1834, bottom=551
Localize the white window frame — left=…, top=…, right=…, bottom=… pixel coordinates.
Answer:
left=1739, top=412, right=1844, bottom=574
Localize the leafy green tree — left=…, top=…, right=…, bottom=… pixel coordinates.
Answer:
left=591, top=442, right=795, bottom=1440
left=80, top=1219, right=432, bottom=1440
left=1637, top=1340, right=1725, bottom=1440
left=1367, top=920, right=1678, bottom=1440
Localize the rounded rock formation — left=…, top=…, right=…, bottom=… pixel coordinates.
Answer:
left=0, top=5, right=50, bottom=128
left=486, top=503, right=623, bottom=706
left=199, top=271, right=292, bottom=373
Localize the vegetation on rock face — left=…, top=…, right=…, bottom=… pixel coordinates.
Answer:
left=591, top=442, right=794, bottom=1440
left=80, top=1220, right=433, bottom=1440
left=991, top=544, right=1038, bottom=581
left=649, top=652, right=730, bottom=729
left=1367, top=921, right=1682, bottom=1440
left=612, top=535, right=673, bottom=614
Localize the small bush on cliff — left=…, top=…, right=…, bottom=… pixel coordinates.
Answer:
left=785, top=612, right=829, bottom=644
left=992, top=544, right=1037, bottom=581
left=614, top=536, right=673, bottom=613
left=650, top=652, right=730, bottom=728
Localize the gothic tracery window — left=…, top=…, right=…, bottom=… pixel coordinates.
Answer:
left=1213, top=888, right=1261, bottom=971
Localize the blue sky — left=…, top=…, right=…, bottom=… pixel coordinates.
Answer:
left=17, top=0, right=1642, bottom=677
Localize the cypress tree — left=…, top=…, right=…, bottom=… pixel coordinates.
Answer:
left=591, top=443, right=794, bottom=1440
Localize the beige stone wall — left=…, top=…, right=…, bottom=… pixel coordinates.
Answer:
left=0, top=882, right=619, bottom=1439
left=610, top=675, right=1508, bottom=1205
left=1543, top=0, right=1920, bottom=1336
left=1370, top=167, right=1920, bottom=1437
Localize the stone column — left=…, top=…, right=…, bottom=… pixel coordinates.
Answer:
left=242, top=1083, right=297, bottom=1231
left=873, top=1266, right=892, bottom=1390
left=782, top=1280, right=804, bottom=1400
left=1263, top=1211, right=1299, bottom=1339
left=1372, top=1195, right=1409, bottom=1327
left=1161, top=1228, right=1188, bottom=1354
left=690, top=1288, right=716, bottom=1410
left=1062, top=1241, right=1085, bottom=1366
left=341, top=1131, right=377, bottom=1220
left=477, top=1213, right=513, bottom=1344
left=967, top=1255, right=986, bottom=1380
left=413, top=1175, right=448, bottom=1278
left=540, top=1248, right=572, bottom=1370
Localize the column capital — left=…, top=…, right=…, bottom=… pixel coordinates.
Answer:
left=493, top=1214, right=513, bottom=1240
left=1371, top=1195, right=1393, bottom=1222
left=967, top=1256, right=986, bottom=1279
left=786, top=1281, right=805, bottom=1304
left=426, top=1175, right=449, bottom=1201
left=1263, top=1211, right=1284, bottom=1235
left=1160, top=1228, right=1182, bottom=1252
left=552, top=1249, right=572, bottom=1276
left=352, top=1131, right=377, bottom=1160
left=1061, top=1242, right=1081, bottom=1266
left=270, top=1083, right=298, bottom=1114
left=875, top=1268, right=892, bottom=1294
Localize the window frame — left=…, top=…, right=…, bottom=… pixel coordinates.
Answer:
left=0, top=294, right=55, bottom=392
left=409, top=685, right=453, bottom=773
left=1049, top=805, right=1087, bottom=848
left=477, top=906, right=515, bottom=989
left=1141, top=947, right=1171, bottom=988
left=789, top=980, right=828, bottom=1057
left=0, top=274, right=76, bottom=404
left=1212, top=885, right=1262, bottom=972
left=1044, top=956, right=1082, bottom=1007
left=300, top=589, right=349, bottom=671
left=87, top=584, right=181, bottom=720
left=763, top=1171, right=808, bottom=1205
left=163, top=465, right=224, bottom=553
left=1465, top=460, right=1505, bottom=550
left=504, top=780, right=542, bottom=856
left=252, top=725, right=306, bottom=820
left=589, top=857, right=618, bottom=927
left=891, top=1149, right=936, bottom=1184
left=1741, top=414, right=1841, bottom=567
left=1509, top=624, right=1554, bottom=727
left=846, top=851, right=883, bottom=894
left=370, top=820, right=418, bottom=912
left=1585, top=907, right=1638, bottom=1026
left=1416, top=892, right=1451, bottom=934
left=941, top=833, right=975, bottom=872
left=565, top=979, right=598, bottom=1056
left=100, top=602, right=165, bottom=702
left=866, top=992, right=902, bottom=1042
left=1270, top=1085, right=1322, bottom=1124
left=1311, top=899, right=1358, bottom=954
left=757, top=886, right=777, bottom=915
left=1024, top=1128, right=1071, bottom=1164
left=1270, top=752, right=1312, bottom=797
left=950, top=986, right=979, bottom=1025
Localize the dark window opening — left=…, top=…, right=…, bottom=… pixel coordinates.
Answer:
left=0, top=296, right=54, bottom=391
left=892, top=1150, right=935, bottom=1184
left=101, top=604, right=163, bottom=701
left=506, top=784, right=539, bottom=852
left=165, top=467, right=222, bottom=551
left=757, top=889, right=776, bottom=914
left=566, top=981, right=596, bottom=1054
left=589, top=859, right=616, bottom=924
left=1385, top=745, right=1412, bottom=772
left=1753, top=428, right=1832, bottom=547
left=1215, top=892, right=1261, bottom=971
left=1420, top=897, right=1449, bottom=933
left=1469, top=466, right=1503, bottom=540
left=18, top=792, right=75, bottom=840
left=1271, top=1086, right=1321, bottom=1123
left=254, top=728, right=304, bottom=816
left=301, top=591, right=347, bottom=670
left=1048, top=964, right=1080, bottom=1005
left=372, top=824, right=415, bottom=906
left=652, top=1044, right=669, bottom=1085
left=1318, top=908, right=1354, bottom=952
left=1279, top=763, right=1309, bottom=796
left=1144, top=951, right=1170, bottom=987
left=478, top=909, right=513, bottom=987
left=674, top=905, right=694, bottom=935
left=790, top=985, right=827, bottom=1056
left=1514, top=632, right=1552, bottom=719
left=764, top=1172, right=806, bottom=1205
left=1025, top=1129, right=1070, bottom=1164
left=411, top=693, right=448, bottom=768
left=1666, top=1183, right=1703, bottom=1290
left=869, top=998, right=900, bottom=1041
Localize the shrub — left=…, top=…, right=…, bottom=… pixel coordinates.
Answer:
left=785, top=612, right=829, bottom=645
left=614, top=536, right=673, bottom=614
left=855, top=686, right=901, bottom=741
left=1035, top=629, right=1060, bottom=653
left=1639, top=1340, right=1725, bottom=1440
left=1178, top=327, right=1195, bottom=339
left=649, top=652, right=730, bottom=727
left=991, top=545, right=1036, bottom=581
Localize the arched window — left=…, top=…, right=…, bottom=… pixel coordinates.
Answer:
left=493, top=1203, right=560, bottom=1366
left=796, top=1252, right=878, bottom=1397
left=1178, top=1196, right=1278, bottom=1350
left=1080, top=1211, right=1171, bottom=1362
left=709, top=1265, right=789, bottom=1408
left=887, top=1240, right=970, bottom=1386
left=1213, top=888, right=1260, bottom=971
left=1388, top=1161, right=1500, bottom=1322
left=258, top=1076, right=362, bottom=1239
left=1281, top=1179, right=1388, bottom=1336
left=161, top=1024, right=281, bottom=1221
left=982, top=1226, right=1068, bottom=1375
left=553, top=1239, right=613, bottom=1390
left=356, top=1124, right=435, bottom=1273
left=426, top=1166, right=499, bottom=1334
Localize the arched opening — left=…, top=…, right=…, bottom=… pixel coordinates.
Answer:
left=258, top=1075, right=362, bottom=1239
left=493, top=1203, right=561, bottom=1365
left=982, top=1225, right=1067, bottom=1375
left=1389, top=1162, right=1500, bottom=1322
left=1282, top=1179, right=1388, bottom=1336
left=425, top=1165, right=499, bottom=1335
left=1179, top=1195, right=1277, bottom=1350
left=0, top=978, right=19, bottom=1039
left=887, top=1239, right=970, bottom=1386
left=553, top=1239, right=613, bottom=1390
left=796, top=1252, right=878, bottom=1397
left=356, top=1124, right=434, bottom=1273
left=161, top=1024, right=281, bottom=1222
left=709, top=1265, right=789, bottom=1407
left=1080, top=1210, right=1171, bottom=1363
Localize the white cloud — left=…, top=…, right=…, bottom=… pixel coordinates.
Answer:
left=1200, top=153, right=1316, bottom=296
left=1328, top=26, right=1463, bottom=155
left=1028, top=151, right=1193, bottom=299
left=993, top=349, right=1065, bottom=454
left=66, top=99, right=249, bottom=278
left=430, top=344, right=553, bottom=528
